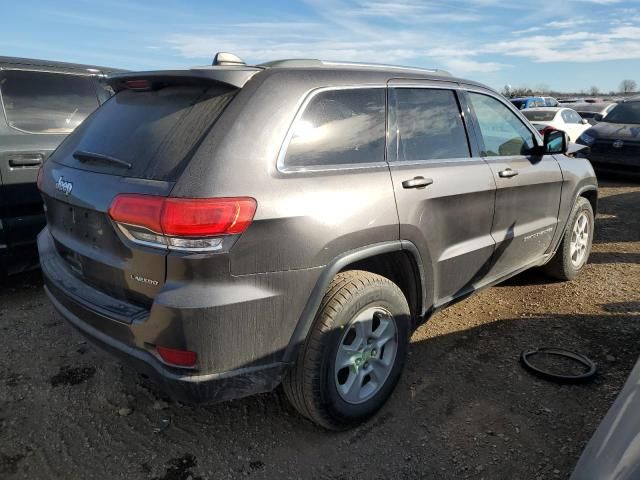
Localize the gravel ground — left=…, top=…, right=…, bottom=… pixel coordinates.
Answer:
left=1, top=179, right=638, bottom=480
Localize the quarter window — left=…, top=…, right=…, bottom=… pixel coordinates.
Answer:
left=468, top=92, right=536, bottom=157
left=0, top=70, right=99, bottom=134
left=282, top=88, right=385, bottom=169
left=389, top=88, right=470, bottom=162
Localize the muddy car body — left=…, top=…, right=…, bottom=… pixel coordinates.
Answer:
left=38, top=55, right=598, bottom=428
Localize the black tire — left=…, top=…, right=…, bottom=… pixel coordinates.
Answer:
left=542, top=197, right=594, bottom=281
left=283, top=270, right=411, bottom=430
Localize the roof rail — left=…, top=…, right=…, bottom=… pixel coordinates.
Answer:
left=258, top=59, right=450, bottom=76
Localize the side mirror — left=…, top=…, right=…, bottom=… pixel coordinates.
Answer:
left=581, top=118, right=589, bottom=125
left=593, top=113, right=604, bottom=122
left=544, top=129, right=569, bottom=154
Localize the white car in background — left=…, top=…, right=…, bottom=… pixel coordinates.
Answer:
left=522, top=107, right=591, bottom=142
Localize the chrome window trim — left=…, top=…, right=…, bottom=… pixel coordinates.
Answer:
left=0, top=67, right=98, bottom=136
left=276, top=84, right=388, bottom=174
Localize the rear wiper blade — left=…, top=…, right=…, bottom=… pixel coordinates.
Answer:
left=73, top=150, right=132, bottom=169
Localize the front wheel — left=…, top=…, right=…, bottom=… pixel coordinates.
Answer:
left=543, top=197, right=594, bottom=281
left=283, top=270, right=411, bottom=430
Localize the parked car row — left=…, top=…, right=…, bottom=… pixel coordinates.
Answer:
left=510, top=96, right=559, bottom=109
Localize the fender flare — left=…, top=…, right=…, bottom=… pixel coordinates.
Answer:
left=281, top=240, right=430, bottom=363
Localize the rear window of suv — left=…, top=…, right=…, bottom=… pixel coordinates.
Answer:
left=282, top=88, right=386, bottom=170
left=52, top=85, right=236, bottom=181
left=0, top=70, right=99, bottom=134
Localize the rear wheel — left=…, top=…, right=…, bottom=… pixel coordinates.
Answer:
left=283, top=270, right=411, bottom=430
left=543, top=197, right=594, bottom=281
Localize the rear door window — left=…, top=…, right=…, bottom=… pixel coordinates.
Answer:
left=389, top=88, right=470, bottom=162
left=282, top=88, right=386, bottom=169
left=0, top=70, right=99, bottom=134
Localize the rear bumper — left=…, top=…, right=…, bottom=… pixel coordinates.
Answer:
left=44, top=284, right=286, bottom=403
left=37, top=228, right=315, bottom=404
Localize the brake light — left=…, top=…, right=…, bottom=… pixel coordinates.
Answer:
left=124, top=79, right=152, bottom=91
left=108, top=195, right=256, bottom=251
left=109, top=195, right=164, bottom=233
left=162, top=198, right=256, bottom=237
left=156, top=346, right=197, bottom=368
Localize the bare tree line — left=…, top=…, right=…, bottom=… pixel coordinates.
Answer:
left=502, top=79, right=637, bottom=98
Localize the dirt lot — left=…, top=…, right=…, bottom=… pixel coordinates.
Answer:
left=1, top=179, right=638, bottom=480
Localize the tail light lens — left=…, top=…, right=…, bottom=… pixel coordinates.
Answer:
left=108, top=195, right=256, bottom=252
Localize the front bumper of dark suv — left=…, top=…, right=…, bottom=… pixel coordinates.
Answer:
left=37, top=228, right=318, bottom=404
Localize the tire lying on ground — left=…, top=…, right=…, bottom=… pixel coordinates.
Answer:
left=283, top=270, right=411, bottom=430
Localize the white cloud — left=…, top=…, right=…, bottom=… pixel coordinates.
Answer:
left=164, top=0, right=640, bottom=76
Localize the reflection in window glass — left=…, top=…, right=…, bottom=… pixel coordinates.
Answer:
left=390, top=88, right=470, bottom=161
left=0, top=70, right=98, bottom=134
left=283, top=88, right=385, bottom=168
left=469, top=93, right=536, bottom=156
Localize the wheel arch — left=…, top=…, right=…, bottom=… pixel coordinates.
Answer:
left=282, top=241, right=433, bottom=364
left=579, top=186, right=598, bottom=216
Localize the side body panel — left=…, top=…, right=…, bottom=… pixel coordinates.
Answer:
left=462, top=90, right=564, bottom=279
left=385, top=81, right=497, bottom=305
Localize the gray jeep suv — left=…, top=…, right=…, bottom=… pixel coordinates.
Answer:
left=37, top=54, right=597, bottom=429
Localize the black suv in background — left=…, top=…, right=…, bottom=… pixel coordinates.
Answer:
left=38, top=54, right=597, bottom=429
left=577, top=98, right=640, bottom=176
left=0, top=56, right=122, bottom=274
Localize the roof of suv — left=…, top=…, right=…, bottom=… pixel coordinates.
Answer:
left=0, top=55, right=126, bottom=75
left=108, top=57, right=492, bottom=93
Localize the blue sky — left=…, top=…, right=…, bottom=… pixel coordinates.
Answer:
left=2, top=0, right=639, bottom=92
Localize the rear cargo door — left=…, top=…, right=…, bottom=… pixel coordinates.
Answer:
left=40, top=80, right=236, bottom=306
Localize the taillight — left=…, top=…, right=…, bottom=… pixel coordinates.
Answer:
left=108, top=195, right=256, bottom=252
left=156, top=346, right=198, bottom=368
left=124, top=79, right=152, bottom=91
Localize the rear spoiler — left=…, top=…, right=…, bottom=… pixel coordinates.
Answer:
left=107, top=66, right=262, bottom=93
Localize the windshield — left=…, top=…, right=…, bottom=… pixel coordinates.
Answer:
left=523, top=110, right=556, bottom=121
left=602, top=102, right=640, bottom=124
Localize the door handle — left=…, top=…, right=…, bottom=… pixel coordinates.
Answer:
left=402, top=176, right=433, bottom=189
left=8, top=155, right=43, bottom=168
left=498, top=168, right=519, bottom=178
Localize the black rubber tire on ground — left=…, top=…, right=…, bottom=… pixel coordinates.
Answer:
left=283, top=270, right=411, bottom=430
left=542, top=197, right=594, bottom=281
